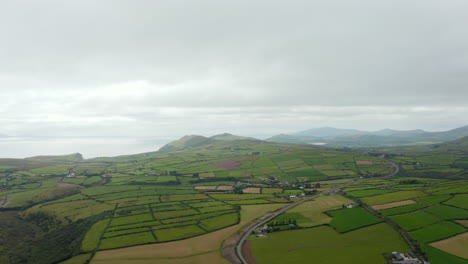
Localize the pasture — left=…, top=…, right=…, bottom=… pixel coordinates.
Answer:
left=409, top=221, right=466, bottom=243
left=249, top=223, right=409, bottom=264
left=328, top=207, right=381, bottom=232
left=361, top=191, right=427, bottom=205
left=390, top=210, right=441, bottom=230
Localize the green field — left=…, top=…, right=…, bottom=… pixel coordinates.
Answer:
left=361, top=191, right=427, bottom=205
left=2, top=134, right=468, bottom=264
left=445, top=194, right=468, bottom=209
left=422, top=245, right=468, bottom=264
left=250, top=223, right=410, bottom=264
left=390, top=210, right=441, bottom=230
left=99, top=231, right=156, bottom=249
left=154, top=224, right=206, bottom=242
left=380, top=203, right=427, bottom=216
left=81, top=219, right=110, bottom=251
left=345, top=189, right=394, bottom=198
left=328, top=207, right=382, bottom=232
left=58, top=254, right=92, bottom=264
left=416, top=195, right=452, bottom=205
left=409, top=221, right=467, bottom=243
left=424, top=204, right=468, bottom=220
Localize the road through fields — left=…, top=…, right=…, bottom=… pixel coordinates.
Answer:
left=221, top=157, right=399, bottom=264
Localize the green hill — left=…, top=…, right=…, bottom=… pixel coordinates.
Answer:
left=24, top=153, right=84, bottom=162
left=158, top=135, right=213, bottom=152
left=159, top=133, right=260, bottom=152
left=210, top=133, right=257, bottom=141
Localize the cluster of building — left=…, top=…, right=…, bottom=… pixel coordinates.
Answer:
left=389, top=252, right=430, bottom=264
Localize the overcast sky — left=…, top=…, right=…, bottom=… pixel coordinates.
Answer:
left=1, top=0, right=468, bottom=142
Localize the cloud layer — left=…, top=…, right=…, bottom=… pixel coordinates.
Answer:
left=1, top=0, right=468, bottom=139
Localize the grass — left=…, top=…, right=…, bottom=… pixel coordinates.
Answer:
left=380, top=203, right=427, bottom=216
left=59, top=254, right=92, bottom=264
left=250, top=223, right=410, bottom=264
left=422, top=244, right=468, bottom=264
left=107, top=221, right=161, bottom=232
left=424, top=204, right=468, bottom=220
left=160, top=210, right=236, bottom=225
left=110, top=213, right=154, bottom=227
left=209, top=193, right=273, bottom=200
left=198, top=212, right=238, bottom=231
left=90, top=204, right=284, bottom=264
left=287, top=195, right=353, bottom=227
left=226, top=199, right=273, bottom=205
left=361, top=191, right=427, bottom=205
left=445, top=194, right=468, bottom=209
left=345, top=189, right=394, bottom=198
left=5, top=187, right=78, bottom=208
left=153, top=209, right=199, bottom=219
left=390, top=210, right=441, bottom=230
left=197, top=204, right=235, bottom=213
left=157, top=176, right=177, bottom=183
left=154, top=225, right=206, bottom=242
left=83, top=176, right=103, bottom=185
left=153, top=202, right=190, bottom=211
left=161, top=194, right=209, bottom=202
left=104, top=227, right=150, bottom=238
left=187, top=200, right=225, bottom=208
left=416, top=195, right=452, bottom=205
left=328, top=207, right=381, bottom=233
left=99, top=231, right=156, bottom=250
left=81, top=219, right=110, bottom=251
left=409, top=221, right=467, bottom=243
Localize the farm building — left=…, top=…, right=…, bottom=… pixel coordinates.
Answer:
left=389, top=252, right=428, bottom=264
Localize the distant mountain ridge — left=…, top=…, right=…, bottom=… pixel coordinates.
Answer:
left=158, top=133, right=259, bottom=152
left=293, top=127, right=368, bottom=138
left=266, top=125, right=468, bottom=147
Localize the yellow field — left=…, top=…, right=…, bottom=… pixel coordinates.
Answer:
left=371, top=200, right=416, bottom=210
left=216, top=186, right=233, bottom=191
left=261, top=188, right=282, bottom=194
left=91, top=203, right=284, bottom=264
left=430, top=231, right=468, bottom=259
left=91, top=251, right=225, bottom=264
left=242, top=187, right=261, bottom=194
left=287, top=195, right=353, bottom=227
left=455, top=220, right=468, bottom=228
left=199, top=172, right=215, bottom=178
left=194, top=186, right=217, bottom=190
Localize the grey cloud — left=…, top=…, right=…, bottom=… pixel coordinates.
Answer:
left=0, top=0, right=467, bottom=140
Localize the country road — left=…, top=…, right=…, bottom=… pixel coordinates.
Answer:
left=221, top=157, right=399, bottom=264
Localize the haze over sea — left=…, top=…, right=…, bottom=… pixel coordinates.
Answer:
left=0, top=137, right=174, bottom=159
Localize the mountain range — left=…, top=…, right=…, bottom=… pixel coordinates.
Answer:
left=265, top=125, right=468, bottom=147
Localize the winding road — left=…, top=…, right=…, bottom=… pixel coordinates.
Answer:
left=221, top=157, right=399, bottom=264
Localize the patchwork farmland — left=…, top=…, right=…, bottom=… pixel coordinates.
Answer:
left=0, top=135, right=467, bottom=264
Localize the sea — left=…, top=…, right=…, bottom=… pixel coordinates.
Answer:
left=0, top=137, right=175, bottom=159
